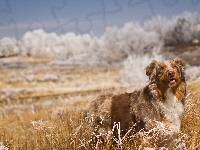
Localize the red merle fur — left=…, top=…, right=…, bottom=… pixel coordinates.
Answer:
left=87, top=57, right=187, bottom=147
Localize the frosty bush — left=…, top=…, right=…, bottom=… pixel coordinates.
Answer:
left=186, top=65, right=200, bottom=81
left=144, top=12, right=200, bottom=46
left=0, top=37, right=19, bottom=57
left=165, top=12, right=200, bottom=46
left=19, top=30, right=96, bottom=60
left=100, top=22, right=162, bottom=61
left=120, top=54, right=164, bottom=85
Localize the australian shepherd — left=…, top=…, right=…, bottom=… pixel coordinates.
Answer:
left=88, top=57, right=186, bottom=148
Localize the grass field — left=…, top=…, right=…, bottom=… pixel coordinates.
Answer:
left=0, top=57, right=199, bottom=149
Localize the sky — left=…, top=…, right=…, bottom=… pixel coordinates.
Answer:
left=0, top=0, right=200, bottom=39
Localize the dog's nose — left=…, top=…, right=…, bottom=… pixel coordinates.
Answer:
left=168, top=70, right=175, bottom=77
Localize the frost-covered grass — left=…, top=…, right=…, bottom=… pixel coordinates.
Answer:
left=0, top=81, right=199, bottom=149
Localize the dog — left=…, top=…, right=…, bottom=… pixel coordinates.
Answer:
left=88, top=57, right=186, bottom=148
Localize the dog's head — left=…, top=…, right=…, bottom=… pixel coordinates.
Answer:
left=146, top=57, right=186, bottom=88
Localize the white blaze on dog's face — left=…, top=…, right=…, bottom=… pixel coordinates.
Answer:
left=157, top=60, right=182, bottom=88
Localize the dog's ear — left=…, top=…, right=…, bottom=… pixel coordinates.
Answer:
left=146, top=60, right=157, bottom=77
left=174, top=57, right=186, bottom=81
left=174, top=57, right=185, bottom=70
left=146, top=60, right=158, bottom=83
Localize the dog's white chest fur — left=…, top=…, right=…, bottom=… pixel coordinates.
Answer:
left=160, top=89, right=184, bottom=132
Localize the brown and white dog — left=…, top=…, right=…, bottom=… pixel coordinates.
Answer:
left=88, top=57, right=186, bottom=147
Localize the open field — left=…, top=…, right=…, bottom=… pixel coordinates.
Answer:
left=0, top=57, right=124, bottom=113
left=0, top=57, right=199, bottom=149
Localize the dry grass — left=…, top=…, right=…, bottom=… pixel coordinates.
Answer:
left=0, top=81, right=199, bottom=150
left=181, top=81, right=200, bottom=150
left=0, top=57, right=199, bottom=149
left=0, top=57, right=121, bottom=102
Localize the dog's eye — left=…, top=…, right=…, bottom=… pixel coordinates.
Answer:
left=160, top=66, right=164, bottom=71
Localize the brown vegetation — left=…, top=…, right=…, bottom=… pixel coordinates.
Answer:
left=0, top=57, right=199, bottom=149
left=0, top=82, right=199, bottom=149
